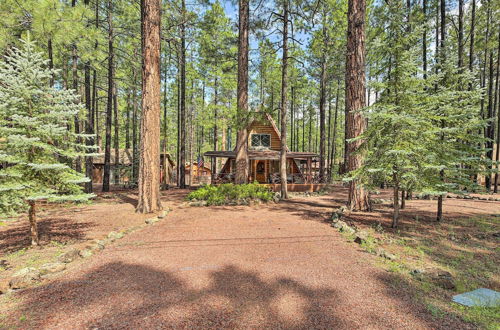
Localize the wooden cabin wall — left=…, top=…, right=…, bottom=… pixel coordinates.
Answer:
left=248, top=120, right=281, bottom=151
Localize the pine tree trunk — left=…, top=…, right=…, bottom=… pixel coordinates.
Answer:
left=330, top=79, right=340, bottom=178
left=113, top=82, right=119, bottom=185
left=72, top=0, right=82, bottom=174
left=319, top=50, right=327, bottom=182
left=48, top=38, right=54, bottom=87
left=102, top=0, right=114, bottom=192
left=179, top=0, right=186, bottom=189
left=494, top=32, right=500, bottom=193
left=345, top=0, right=370, bottom=211
left=28, top=200, right=39, bottom=246
left=458, top=0, right=464, bottom=70
left=422, top=0, right=427, bottom=78
left=401, top=189, right=406, bottom=209
left=136, top=0, right=162, bottom=213
left=392, top=174, right=399, bottom=228
left=212, top=78, right=218, bottom=180
left=327, top=88, right=332, bottom=181
left=132, top=57, right=139, bottom=184
left=125, top=93, right=131, bottom=149
left=235, top=0, right=250, bottom=184
left=84, top=49, right=93, bottom=192
left=280, top=0, right=289, bottom=199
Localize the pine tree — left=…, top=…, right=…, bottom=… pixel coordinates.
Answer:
left=0, top=37, right=94, bottom=244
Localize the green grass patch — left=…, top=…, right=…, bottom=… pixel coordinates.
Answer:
left=187, top=183, right=274, bottom=206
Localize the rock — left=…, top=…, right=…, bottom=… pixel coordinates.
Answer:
left=332, top=220, right=347, bottom=229
left=39, top=262, right=66, bottom=276
left=189, top=201, right=207, bottom=207
left=421, top=268, right=455, bottom=290
left=157, top=210, right=170, bottom=218
left=375, top=248, right=397, bottom=261
left=58, top=249, right=81, bottom=263
left=0, top=259, right=12, bottom=270
left=411, top=268, right=424, bottom=275
left=79, top=249, right=93, bottom=258
left=108, top=231, right=124, bottom=241
left=0, top=279, right=9, bottom=294
left=145, top=217, right=159, bottom=225
left=354, top=231, right=368, bottom=245
left=9, top=268, right=41, bottom=289
left=340, top=223, right=355, bottom=235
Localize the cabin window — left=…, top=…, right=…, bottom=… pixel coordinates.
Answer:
left=251, top=134, right=271, bottom=148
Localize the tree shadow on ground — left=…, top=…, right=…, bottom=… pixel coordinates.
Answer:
left=0, top=218, right=95, bottom=254
left=5, top=262, right=450, bottom=329
left=8, top=263, right=346, bottom=328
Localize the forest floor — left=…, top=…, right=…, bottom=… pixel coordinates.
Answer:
left=0, top=185, right=498, bottom=329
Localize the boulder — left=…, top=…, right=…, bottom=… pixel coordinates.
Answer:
left=108, top=231, right=124, bottom=241
left=332, top=220, right=347, bottom=229
left=422, top=268, right=455, bottom=290
left=145, top=217, right=159, bottom=225
left=340, top=223, right=355, bottom=235
left=157, top=210, right=170, bottom=219
left=9, top=268, right=41, bottom=289
left=375, top=248, right=397, bottom=261
left=39, top=262, right=66, bottom=276
left=58, top=249, right=81, bottom=263
left=79, top=249, right=93, bottom=258
left=354, top=231, right=368, bottom=245
left=0, top=279, right=10, bottom=294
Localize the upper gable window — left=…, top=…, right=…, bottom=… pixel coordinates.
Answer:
left=251, top=134, right=271, bottom=148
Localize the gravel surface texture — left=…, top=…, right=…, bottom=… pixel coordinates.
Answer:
left=1, top=190, right=472, bottom=329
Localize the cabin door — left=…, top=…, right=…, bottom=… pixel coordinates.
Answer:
left=255, top=160, right=266, bottom=183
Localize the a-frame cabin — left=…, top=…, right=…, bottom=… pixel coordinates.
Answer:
left=205, top=112, right=319, bottom=188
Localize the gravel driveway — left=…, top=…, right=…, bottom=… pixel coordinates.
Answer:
left=2, top=194, right=467, bottom=329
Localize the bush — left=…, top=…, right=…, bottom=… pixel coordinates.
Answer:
left=187, top=183, right=274, bottom=206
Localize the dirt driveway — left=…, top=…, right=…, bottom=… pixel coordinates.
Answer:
left=1, top=192, right=469, bottom=329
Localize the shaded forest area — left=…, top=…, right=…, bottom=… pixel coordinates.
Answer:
left=0, top=0, right=499, bottom=221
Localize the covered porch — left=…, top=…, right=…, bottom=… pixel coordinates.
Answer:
left=204, top=150, right=320, bottom=185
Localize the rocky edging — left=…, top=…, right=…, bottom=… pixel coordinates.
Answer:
left=330, top=206, right=456, bottom=290
left=1, top=207, right=172, bottom=295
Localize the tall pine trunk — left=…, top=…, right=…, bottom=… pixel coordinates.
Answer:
left=72, top=0, right=82, bottom=173
left=494, top=32, right=500, bottom=193
left=102, top=0, right=114, bottom=192
left=345, top=0, right=370, bottom=211
left=113, top=82, right=119, bottom=185
left=84, top=0, right=93, bottom=193
left=280, top=0, right=289, bottom=199
left=235, top=0, right=249, bottom=184
left=136, top=0, right=162, bottom=213
left=179, top=0, right=187, bottom=189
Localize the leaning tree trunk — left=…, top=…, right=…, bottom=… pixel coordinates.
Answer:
left=280, top=0, right=289, bottom=199
left=136, top=0, right=162, bottom=213
left=235, top=0, right=250, bottom=184
left=345, top=0, right=370, bottom=211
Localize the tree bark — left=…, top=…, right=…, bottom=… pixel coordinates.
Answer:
left=136, top=0, right=162, bottom=213
left=458, top=0, right=464, bottom=70
left=102, top=0, right=114, bottom=192
left=422, top=0, right=427, bottom=78
left=494, top=32, right=500, bottom=193
left=72, top=0, right=82, bottom=174
left=345, top=0, right=370, bottom=211
left=179, top=0, right=186, bottom=189
left=392, top=174, right=399, bottom=228
left=280, top=0, right=289, bottom=199
left=48, top=38, right=54, bottom=87
left=330, top=79, right=340, bottom=178
left=113, top=82, right=119, bottom=185
left=28, top=200, right=39, bottom=246
left=235, top=0, right=250, bottom=184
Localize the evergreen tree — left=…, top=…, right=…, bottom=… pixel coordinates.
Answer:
left=0, top=37, right=94, bottom=243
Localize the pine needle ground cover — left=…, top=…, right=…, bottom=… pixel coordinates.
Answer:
left=187, top=183, right=274, bottom=206
left=338, top=195, right=500, bottom=329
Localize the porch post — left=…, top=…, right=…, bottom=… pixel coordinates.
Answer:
left=307, top=158, right=312, bottom=183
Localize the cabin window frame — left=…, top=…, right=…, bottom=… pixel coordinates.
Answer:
left=250, top=133, right=271, bottom=149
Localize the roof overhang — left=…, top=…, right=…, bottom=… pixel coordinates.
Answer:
left=204, top=150, right=318, bottom=160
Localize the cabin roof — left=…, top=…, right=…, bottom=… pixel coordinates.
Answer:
left=204, top=150, right=317, bottom=160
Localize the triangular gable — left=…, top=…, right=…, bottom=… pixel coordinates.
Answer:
left=247, top=112, right=290, bottom=152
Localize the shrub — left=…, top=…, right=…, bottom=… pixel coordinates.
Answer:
left=187, top=183, right=273, bottom=206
